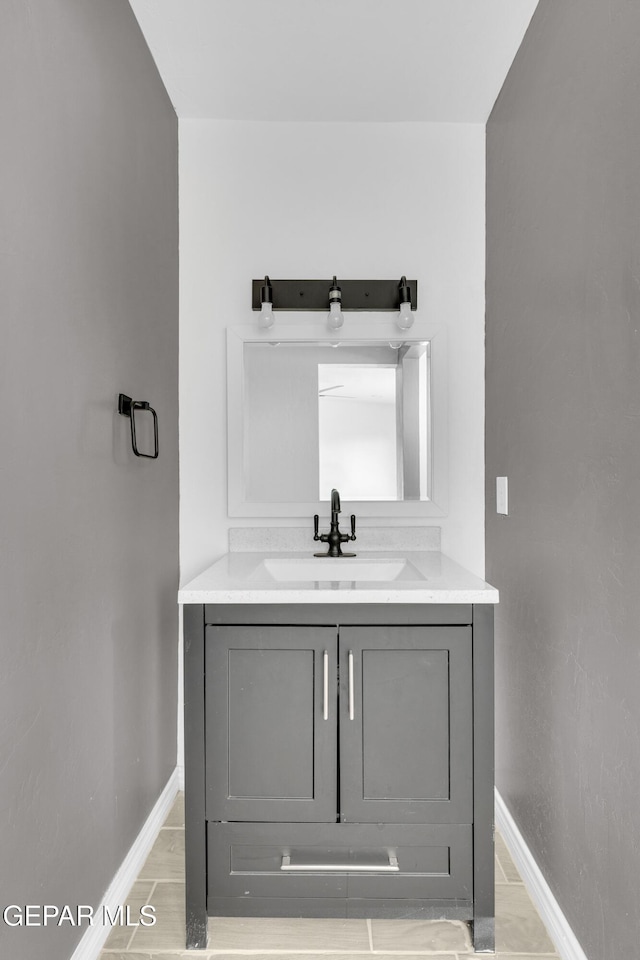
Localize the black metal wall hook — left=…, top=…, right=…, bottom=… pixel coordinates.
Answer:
left=118, top=394, right=159, bottom=459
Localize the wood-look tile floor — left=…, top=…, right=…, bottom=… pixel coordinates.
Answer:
left=99, top=793, right=559, bottom=960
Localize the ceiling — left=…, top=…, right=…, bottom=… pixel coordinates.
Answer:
left=128, top=0, right=539, bottom=122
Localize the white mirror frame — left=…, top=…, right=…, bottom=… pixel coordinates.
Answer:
left=227, top=315, right=448, bottom=518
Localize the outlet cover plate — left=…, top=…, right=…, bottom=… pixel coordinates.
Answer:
left=496, top=477, right=509, bottom=515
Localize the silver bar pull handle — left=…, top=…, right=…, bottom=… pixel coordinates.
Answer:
left=323, top=650, right=329, bottom=721
left=348, top=650, right=354, bottom=720
left=281, top=854, right=399, bottom=872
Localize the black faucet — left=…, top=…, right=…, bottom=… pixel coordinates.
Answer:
left=313, top=489, right=357, bottom=558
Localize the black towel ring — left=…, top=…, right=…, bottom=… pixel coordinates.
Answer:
left=118, top=393, right=159, bottom=459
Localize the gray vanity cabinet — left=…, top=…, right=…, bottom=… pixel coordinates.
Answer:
left=339, top=626, right=472, bottom=824
left=204, top=624, right=470, bottom=826
left=184, top=603, right=494, bottom=954
left=205, top=626, right=337, bottom=822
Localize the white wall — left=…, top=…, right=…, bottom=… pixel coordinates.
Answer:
left=179, top=120, right=486, bottom=583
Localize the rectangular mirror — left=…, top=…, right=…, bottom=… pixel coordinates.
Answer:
left=227, top=320, right=447, bottom=518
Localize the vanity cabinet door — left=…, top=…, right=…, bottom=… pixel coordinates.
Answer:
left=205, top=626, right=337, bottom=823
left=339, top=626, right=473, bottom=824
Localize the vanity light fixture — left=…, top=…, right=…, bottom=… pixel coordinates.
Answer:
left=396, top=276, right=414, bottom=330
left=327, top=276, right=344, bottom=330
left=258, top=276, right=275, bottom=329
left=251, top=277, right=417, bottom=315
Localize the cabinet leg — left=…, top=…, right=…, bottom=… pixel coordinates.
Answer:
left=184, top=603, right=208, bottom=950
left=186, top=911, right=208, bottom=950
left=472, top=605, right=495, bottom=954
left=471, top=916, right=495, bottom=953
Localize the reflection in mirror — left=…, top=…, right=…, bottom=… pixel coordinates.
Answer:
left=243, top=341, right=430, bottom=503
left=318, top=364, right=397, bottom=500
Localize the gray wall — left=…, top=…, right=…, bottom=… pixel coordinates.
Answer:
left=0, top=2, right=178, bottom=958
left=486, top=2, right=640, bottom=958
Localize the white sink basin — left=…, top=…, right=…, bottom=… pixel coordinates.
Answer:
left=250, top=557, right=426, bottom=583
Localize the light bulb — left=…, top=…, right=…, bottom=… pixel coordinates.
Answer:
left=327, top=301, right=344, bottom=330
left=258, top=275, right=275, bottom=328
left=397, top=301, right=414, bottom=330
left=259, top=300, right=275, bottom=328
left=327, top=276, right=344, bottom=329
left=396, top=276, right=414, bottom=329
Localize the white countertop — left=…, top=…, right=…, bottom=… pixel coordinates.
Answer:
left=178, top=551, right=499, bottom=605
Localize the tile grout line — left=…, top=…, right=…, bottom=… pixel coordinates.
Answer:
left=205, top=953, right=457, bottom=957
left=124, top=879, right=158, bottom=951
left=496, top=850, right=522, bottom=884
left=140, top=876, right=186, bottom=882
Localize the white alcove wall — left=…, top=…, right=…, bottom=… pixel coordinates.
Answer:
left=179, top=120, right=486, bottom=582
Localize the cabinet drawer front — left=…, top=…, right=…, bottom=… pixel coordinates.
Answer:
left=208, top=823, right=472, bottom=905
left=205, top=626, right=337, bottom=822
left=339, top=626, right=473, bottom=824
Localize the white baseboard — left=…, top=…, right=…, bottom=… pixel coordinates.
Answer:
left=70, top=769, right=180, bottom=960
left=495, top=788, right=588, bottom=960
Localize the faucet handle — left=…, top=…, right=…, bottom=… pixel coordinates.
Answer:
left=338, top=513, right=357, bottom=545
left=313, top=514, right=320, bottom=541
